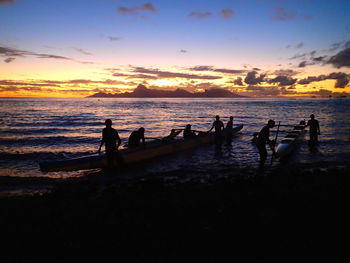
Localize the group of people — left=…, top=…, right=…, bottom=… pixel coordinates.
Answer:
left=255, top=114, right=320, bottom=168
left=97, top=114, right=320, bottom=170
left=184, top=115, right=236, bottom=146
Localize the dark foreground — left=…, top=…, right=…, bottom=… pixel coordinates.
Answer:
left=1, top=163, right=350, bottom=262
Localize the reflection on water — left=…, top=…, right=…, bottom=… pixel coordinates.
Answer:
left=0, top=97, right=349, bottom=178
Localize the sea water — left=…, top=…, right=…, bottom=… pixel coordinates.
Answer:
left=0, top=97, right=349, bottom=179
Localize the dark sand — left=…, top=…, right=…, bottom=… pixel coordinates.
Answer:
left=1, top=162, right=350, bottom=262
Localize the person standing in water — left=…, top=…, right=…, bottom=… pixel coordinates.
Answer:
left=306, top=114, right=320, bottom=144
left=98, top=119, right=122, bottom=169
left=209, top=115, right=225, bottom=145
left=256, top=119, right=275, bottom=168
left=225, top=116, right=234, bottom=146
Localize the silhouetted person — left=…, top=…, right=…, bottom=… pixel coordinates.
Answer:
left=225, top=116, right=234, bottom=146
left=98, top=119, right=122, bottom=169
left=162, top=129, right=178, bottom=141
left=306, top=114, right=320, bottom=144
left=209, top=115, right=225, bottom=145
left=256, top=119, right=275, bottom=167
left=183, top=124, right=196, bottom=139
left=209, top=115, right=224, bottom=133
left=128, top=127, right=145, bottom=148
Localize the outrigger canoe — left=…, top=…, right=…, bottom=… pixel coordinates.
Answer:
left=274, top=123, right=306, bottom=159
left=40, top=124, right=244, bottom=172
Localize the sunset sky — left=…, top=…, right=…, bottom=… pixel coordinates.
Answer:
left=1, top=0, right=350, bottom=97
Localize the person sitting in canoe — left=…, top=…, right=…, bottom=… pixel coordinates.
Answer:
left=97, top=119, right=123, bottom=168
left=256, top=119, right=275, bottom=168
left=183, top=124, right=196, bottom=139
left=305, top=114, right=320, bottom=144
left=225, top=116, right=234, bottom=146
left=128, top=127, right=146, bottom=148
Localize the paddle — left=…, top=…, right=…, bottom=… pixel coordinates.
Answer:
left=270, top=121, right=281, bottom=165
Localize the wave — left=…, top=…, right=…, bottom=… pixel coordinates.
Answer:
left=0, top=136, right=100, bottom=146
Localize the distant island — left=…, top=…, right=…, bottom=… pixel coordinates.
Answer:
left=88, top=84, right=245, bottom=98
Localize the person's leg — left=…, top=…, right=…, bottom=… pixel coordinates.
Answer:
left=257, top=144, right=267, bottom=167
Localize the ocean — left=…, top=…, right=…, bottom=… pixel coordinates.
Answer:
left=0, top=97, right=349, bottom=181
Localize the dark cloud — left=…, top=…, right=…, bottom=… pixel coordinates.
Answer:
left=117, top=2, right=156, bottom=15
left=298, top=72, right=349, bottom=88
left=233, top=77, right=244, bottom=86
left=4, top=57, right=15, bottom=63
left=72, top=47, right=92, bottom=55
left=220, top=8, right=234, bottom=19
left=268, top=75, right=297, bottom=86
left=188, top=11, right=212, bottom=19
left=189, top=66, right=246, bottom=74
left=0, top=0, right=14, bottom=5
left=131, top=66, right=221, bottom=80
left=107, top=36, right=121, bottom=41
left=327, top=47, right=350, bottom=68
left=273, top=69, right=299, bottom=77
left=180, top=50, right=187, bottom=53
left=0, top=46, right=94, bottom=64
left=244, top=71, right=266, bottom=85
left=296, top=42, right=304, bottom=49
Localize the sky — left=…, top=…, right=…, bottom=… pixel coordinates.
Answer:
left=1, top=0, right=350, bottom=97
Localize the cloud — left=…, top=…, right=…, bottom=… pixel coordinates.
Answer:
left=117, top=2, right=156, bottom=15
left=188, top=11, right=212, bottom=19
left=327, top=47, right=350, bottom=68
left=189, top=65, right=246, bottom=74
left=244, top=71, right=266, bottom=85
left=272, top=7, right=296, bottom=21
left=268, top=75, right=297, bottom=86
left=273, top=69, right=299, bottom=77
left=298, top=72, right=349, bottom=88
left=4, top=57, right=15, bottom=63
left=72, top=47, right=92, bottom=55
left=180, top=50, right=187, bottom=53
left=220, top=8, right=234, bottom=19
left=233, top=77, right=244, bottom=86
left=0, top=0, right=14, bottom=5
left=131, top=66, right=221, bottom=79
left=107, top=36, right=121, bottom=41
left=0, top=46, right=94, bottom=64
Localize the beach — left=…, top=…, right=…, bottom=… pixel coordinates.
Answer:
left=1, top=161, right=350, bottom=262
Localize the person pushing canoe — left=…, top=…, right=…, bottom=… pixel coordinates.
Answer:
left=128, top=127, right=146, bottom=148
left=256, top=119, right=275, bottom=168
left=225, top=116, right=234, bottom=146
left=305, top=114, right=320, bottom=145
left=98, top=119, right=123, bottom=169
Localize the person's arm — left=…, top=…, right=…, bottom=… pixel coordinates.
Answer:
left=116, top=131, right=121, bottom=149
left=98, top=131, right=104, bottom=153
left=141, top=134, right=145, bottom=146
left=208, top=122, right=214, bottom=132
left=317, top=120, right=320, bottom=134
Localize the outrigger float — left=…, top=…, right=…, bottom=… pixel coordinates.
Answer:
left=40, top=125, right=244, bottom=172
left=273, top=122, right=307, bottom=159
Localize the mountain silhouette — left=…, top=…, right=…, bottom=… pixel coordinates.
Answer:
left=89, top=84, right=245, bottom=98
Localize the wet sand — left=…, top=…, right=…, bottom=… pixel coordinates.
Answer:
left=1, top=162, right=350, bottom=262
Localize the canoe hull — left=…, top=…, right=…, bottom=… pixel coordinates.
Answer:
left=40, top=124, right=243, bottom=172
left=274, top=124, right=306, bottom=159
